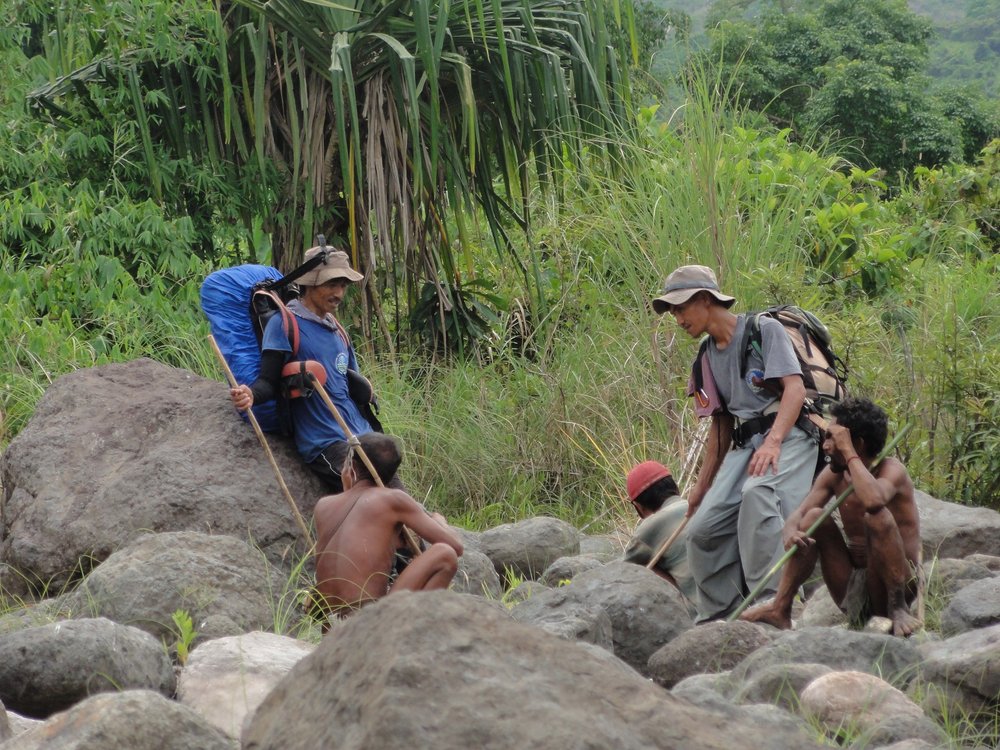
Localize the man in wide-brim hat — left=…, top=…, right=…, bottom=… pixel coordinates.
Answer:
left=651, top=264, right=819, bottom=622
left=231, top=245, right=398, bottom=492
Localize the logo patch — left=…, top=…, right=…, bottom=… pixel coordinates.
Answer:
left=335, top=352, right=349, bottom=375
left=745, top=367, right=766, bottom=394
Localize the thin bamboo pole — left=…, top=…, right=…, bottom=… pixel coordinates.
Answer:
left=208, top=335, right=315, bottom=548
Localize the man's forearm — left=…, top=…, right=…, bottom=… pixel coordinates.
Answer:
left=767, top=376, right=805, bottom=445
left=689, top=415, right=731, bottom=506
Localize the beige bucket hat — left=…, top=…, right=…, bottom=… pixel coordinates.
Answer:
left=651, top=264, right=735, bottom=314
left=297, top=246, right=364, bottom=286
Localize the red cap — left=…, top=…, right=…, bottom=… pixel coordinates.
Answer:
left=626, top=461, right=672, bottom=502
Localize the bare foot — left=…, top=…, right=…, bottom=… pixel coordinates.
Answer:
left=740, top=604, right=792, bottom=630
left=890, top=608, right=922, bottom=637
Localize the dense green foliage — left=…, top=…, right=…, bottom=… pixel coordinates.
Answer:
left=12, top=0, right=632, bottom=354
left=915, top=0, right=1000, bottom=97
left=693, top=0, right=1000, bottom=177
left=1, top=1, right=999, bottom=529
left=647, top=0, right=1000, bottom=100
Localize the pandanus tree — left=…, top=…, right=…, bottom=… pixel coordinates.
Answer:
left=25, top=0, right=634, bottom=350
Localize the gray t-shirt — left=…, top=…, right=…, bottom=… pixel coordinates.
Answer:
left=706, top=314, right=801, bottom=420
left=622, top=497, right=696, bottom=602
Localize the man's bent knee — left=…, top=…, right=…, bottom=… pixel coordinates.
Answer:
left=863, top=505, right=896, bottom=533
left=427, top=543, right=459, bottom=574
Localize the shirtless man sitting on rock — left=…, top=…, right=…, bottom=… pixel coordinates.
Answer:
left=741, top=398, right=922, bottom=637
left=313, top=432, right=463, bottom=628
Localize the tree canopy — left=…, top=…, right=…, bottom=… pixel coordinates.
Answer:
left=14, top=0, right=635, bottom=351
left=697, top=0, right=999, bottom=176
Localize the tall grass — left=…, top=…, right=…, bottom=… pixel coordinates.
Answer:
left=2, top=67, right=998, bottom=525
left=372, top=66, right=999, bottom=522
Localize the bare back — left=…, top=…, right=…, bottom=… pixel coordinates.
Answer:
left=314, top=485, right=407, bottom=610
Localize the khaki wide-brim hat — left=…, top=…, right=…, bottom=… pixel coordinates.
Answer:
left=298, top=246, right=364, bottom=286
left=651, top=264, right=735, bottom=314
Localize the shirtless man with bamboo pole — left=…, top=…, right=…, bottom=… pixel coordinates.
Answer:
left=313, top=433, right=464, bottom=628
left=741, top=398, right=922, bottom=637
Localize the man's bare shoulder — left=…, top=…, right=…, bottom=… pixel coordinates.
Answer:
left=811, top=465, right=846, bottom=497
left=314, top=487, right=369, bottom=527
left=876, top=457, right=914, bottom=497
left=380, top=486, right=423, bottom=511
left=315, top=492, right=346, bottom=511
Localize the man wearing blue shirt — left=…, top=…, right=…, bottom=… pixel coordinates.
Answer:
left=230, top=246, right=390, bottom=491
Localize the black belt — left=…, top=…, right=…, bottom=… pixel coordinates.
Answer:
left=732, top=412, right=820, bottom=449
left=732, top=413, right=776, bottom=448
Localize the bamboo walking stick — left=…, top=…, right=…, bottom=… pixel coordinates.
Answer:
left=727, top=422, right=913, bottom=622
left=208, top=335, right=315, bottom=548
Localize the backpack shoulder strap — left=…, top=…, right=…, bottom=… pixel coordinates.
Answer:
left=691, top=337, right=711, bottom=395
left=252, top=288, right=300, bottom=356
left=740, top=311, right=764, bottom=379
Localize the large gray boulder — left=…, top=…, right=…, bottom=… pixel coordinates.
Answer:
left=177, top=631, right=315, bottom=740
left=450, top=549, right=503, bottom=599
left=477, top=516, right=580, bottom=580
left=539, top=554, right=605, bottom=586
left=918, top=622, right=1000, bottom=717
left=580, top=532, right=628, bottom=561
left=731, top=627, right=922, bottom=687
left=513, top=599, right=614, bottom=649
left=647, top=620, right=775, bottom=689
left=671, top=672, right=737, bottom=706
left=242, top=591, right=824, bottom=750
left=511, top=561, right=693, bottom=674
left=2, top=690, right=233, bottom=750
left=0, top=617, right=174, bottom=719
left=669, top=675, right=816, bottom=746
left=939, top=576, right=1000, bottom=635
left=0, top=358, right=326, bottom=593
left=800, top=671, right=947, bottom=747
left=53, top=531, right=291, bottom=641
left=917, top=490, right=1000, bottom=560
left=733, top=662, right=833, bottom=709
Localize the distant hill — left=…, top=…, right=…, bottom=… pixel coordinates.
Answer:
left=912, top=0, right=1000, bottom=96
left=648, top=0, right=999, bottom=96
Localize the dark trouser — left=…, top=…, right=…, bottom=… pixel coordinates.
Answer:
left=307, top=440, right=408, bottom=494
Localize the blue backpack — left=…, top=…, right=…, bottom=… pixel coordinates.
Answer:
left=200, top=263, right=291, bottom=433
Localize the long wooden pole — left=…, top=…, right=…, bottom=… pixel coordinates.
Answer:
left=208, top=335, right=315, bottom=548
left=727, top=422, right=913, bottom=622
